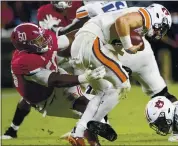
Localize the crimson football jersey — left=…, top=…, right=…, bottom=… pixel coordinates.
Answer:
left=37, top=2, right=82, bottom=27
left=11, top=30, right=59, bottom=104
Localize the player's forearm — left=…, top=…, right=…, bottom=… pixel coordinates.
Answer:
left=25, top=69, right=90, bottom=88
left=48, top=72, right=81, bottom=87
left=57, top=47, right=71, bottom=57
left=115, top=12, right=143, bottom=50
left=57, top=18, right=89, bottom=36
left=115, top=16, right=132, bottom=50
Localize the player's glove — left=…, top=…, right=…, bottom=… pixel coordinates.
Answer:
left=78, top=66, right=106, bottom=83
left=68, top=58, right=82, bottom=68
left=43, top=14, right=61, bottom=31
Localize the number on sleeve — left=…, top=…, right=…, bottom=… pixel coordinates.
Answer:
left=102, top=1, right=127, bottom=13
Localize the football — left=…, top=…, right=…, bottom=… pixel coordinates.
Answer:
left=130, top=30, right=144, bottom=51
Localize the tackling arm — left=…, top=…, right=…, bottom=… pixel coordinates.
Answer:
left=57, top=17, right=90, bottom=36
left=57, top=29, right=78, bottom=57
left=57, top=5, right=90, bottom=36
left=24, top=66, right=106, bottom=88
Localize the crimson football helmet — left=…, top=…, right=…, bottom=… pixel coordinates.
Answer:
left=11, top=23, right=52, bottom=53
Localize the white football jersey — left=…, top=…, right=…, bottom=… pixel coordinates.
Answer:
left=76, top=1, right=128, bottom=19
left=73, top=3, right=167, bottom=97
left=76, top=7, right=141, bottom=44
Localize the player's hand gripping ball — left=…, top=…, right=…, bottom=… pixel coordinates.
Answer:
left=130, top=30, right=144, bottom=51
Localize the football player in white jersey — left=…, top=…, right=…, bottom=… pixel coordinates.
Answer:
left=54, top=1, right=128, bottom=35
left=145, top=96, right=178, bottom=142
left=56, top=2, right=177, bottom=144
left=56, top=1, right=176, bottom=105
left=65, top=3, right=174, bottom=145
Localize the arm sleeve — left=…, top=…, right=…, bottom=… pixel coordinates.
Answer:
left=37, top=6, right=46, bottom=22
left=76, top=6, right=89, bottom=19
left=11, top=54, right=45, bottom=75
left=24, top=68, right=52, bottom=87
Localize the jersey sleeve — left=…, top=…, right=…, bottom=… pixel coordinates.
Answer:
left=37, top=5, right=46, bottom=22
left=11, top=54, right=45, bottom=75
left=76, top=6, right=89, bottom=19
left=24, top=68, right=52, bottom=87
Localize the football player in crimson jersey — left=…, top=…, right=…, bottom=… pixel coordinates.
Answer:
left=1, top=23, right=106, bottom=145
left=37, top=1, right=82, bottom=32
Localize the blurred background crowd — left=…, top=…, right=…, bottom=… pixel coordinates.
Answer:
left=1, top=1, right=178, bottom=87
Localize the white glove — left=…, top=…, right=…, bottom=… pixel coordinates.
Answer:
left=78, top=66, right=106, bottom=83
left=68, top=58, right=82, bottom=68
left=43, top=14, right=61, bottom=30
left=168, top=134, right=178, bottom=142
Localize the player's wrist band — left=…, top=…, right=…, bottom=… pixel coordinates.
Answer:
left=120, top=35, right=133, bottom=50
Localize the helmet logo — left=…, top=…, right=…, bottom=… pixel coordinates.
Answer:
left=17, top=31, right=27, bottom=42
left=162, top=8, right=170, bottom=16
left=155, top=100, right=164, bottom=109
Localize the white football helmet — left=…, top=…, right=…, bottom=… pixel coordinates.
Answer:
left=144, top=3, right=172, bottom=40
left=145, top=96, right=175, bottom=136
left=51, top=1, right=72, bottom=9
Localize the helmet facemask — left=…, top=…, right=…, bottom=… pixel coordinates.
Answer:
left=29, top=29, right=52, bottom=53
left=152, top=17, right=169, bottom=40
left=144, top=4, right=172, bottom=40
left=150, top=112, right=173, bottom=136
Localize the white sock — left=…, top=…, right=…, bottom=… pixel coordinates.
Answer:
left=74, top=88, right=121, bottom=137
left=10, top=123, right=19, bottom=131
left=74, top=92, right=105, bottom=137
left=101, top=117, right=110, bottom=124
left=91, top=88, right=120, bottom=121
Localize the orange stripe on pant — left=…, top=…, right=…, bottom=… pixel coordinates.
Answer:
left=92, top=37, right=128, bottom=83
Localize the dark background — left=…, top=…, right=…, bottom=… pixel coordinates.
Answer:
left=1, top=1, right=178, bottom=87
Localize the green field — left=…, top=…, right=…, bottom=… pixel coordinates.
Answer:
left=1, top=85, right=178, bottom=145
